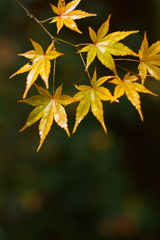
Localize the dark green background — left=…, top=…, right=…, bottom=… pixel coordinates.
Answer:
left=0, top=0, right=160, bottom=239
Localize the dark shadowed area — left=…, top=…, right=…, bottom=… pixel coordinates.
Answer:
left=0, top=0, right=160, bottom=239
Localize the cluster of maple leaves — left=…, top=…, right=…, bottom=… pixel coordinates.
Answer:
left=11, top=0, right=160, bottom=151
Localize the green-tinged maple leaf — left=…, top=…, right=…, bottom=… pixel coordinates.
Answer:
left=109, top=72, right=157, bottom=121
left=73, top=68, right=114, bottom=133
left=10, top=39, right=64, bottom=99
left=19, top=84, right=74, bottom=151
left=78, top=15, right=138, bottom=73
left=49, top=0, right=96, bottom=34
left=138, top=32, right=160, bottom=84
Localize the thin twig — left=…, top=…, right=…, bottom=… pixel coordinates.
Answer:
left=14, top=0, right=79, bottom=47
left=14, top=0, right=56, bottom=42
left=14, top=0, right=94, bottom=84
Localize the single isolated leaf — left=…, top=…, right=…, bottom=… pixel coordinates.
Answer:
left=49, top=0, right=96, bottom=34
left=10, top=39, right=64, bottom=98
left=73, top=68, right=114, bottom=133
left=79, top=15, right=138, bottom=73
left=138, top=32, right=160, bottom=84
left=19, top=84, right=74, bottom=151
left=109, top=72, right=157, bottom=121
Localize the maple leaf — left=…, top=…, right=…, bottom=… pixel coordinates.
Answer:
left=19, top=84, right=74, bottom=151
left=73, top=69, right=114, bottom=133
left=49, top=0, right=96, bottom=34
left=78, top=15, right=138, bottom=73
left=109, top=72, right=157, bottom=121
left=10, top=39, right=64, bottom=99
left=138, top=32, right=160, bottom=84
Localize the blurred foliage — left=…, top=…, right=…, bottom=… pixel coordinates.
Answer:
left=0, top=0, right=160, bottom=239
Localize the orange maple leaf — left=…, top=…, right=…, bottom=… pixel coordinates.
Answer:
left=78, top=15, right=138, bottom=73
left=138, top=32, right=160, bottom=84
left=19, top=84, right=74, bottom=151
left=10, top=39, right=64, bottom=98
left=73, top=69, right=114, bottom=133
left=48, top=0, right=96, bottom=34
left=109, top=72, right=157, bottom=121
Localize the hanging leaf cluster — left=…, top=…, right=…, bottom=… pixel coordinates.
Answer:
left=11, top=0, right=160, bottom=151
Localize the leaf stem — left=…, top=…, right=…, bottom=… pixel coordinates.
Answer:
left=115, top=63, right=139, bottom=76
left=114, top=58, right=140, bottom=63
left=41, top=17, right=55, bottom=23
left=115, top=63, right=155, bottom=79
left=78, top=51, right=92, bottom=83
left=55, top=38, right=77, bottom=48
left=53, top=59, right=56, bottom=95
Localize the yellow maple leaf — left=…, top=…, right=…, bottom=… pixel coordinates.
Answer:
left=10, top=39, right=64, bottom=98
left=19, top=84, right=74, bottom=151
left=109, top=72, right=157, bottom=121
left=49, top=0, right=96, bottom=34
left=78, top=15, right=138, bottom=73
left=138, top=32, right=160, bottom=84
left=73, top=69, right=114, bottom=133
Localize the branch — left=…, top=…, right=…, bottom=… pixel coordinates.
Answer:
left=14, top=0, right=92, bottom=83
left=14, top=0, right=56, bottom=42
